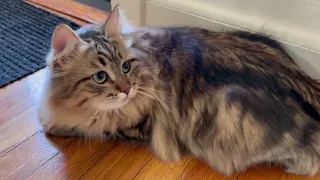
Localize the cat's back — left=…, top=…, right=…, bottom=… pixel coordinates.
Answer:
left=135, top=27, right=299, bottom=79
left=136, top=27, right=320, bottom=120
left=135, top=26, right=295, bottom=67
left=149, top=27, right=285, bottom=51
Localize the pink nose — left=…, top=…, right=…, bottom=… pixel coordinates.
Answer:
left=121, top=87, right=130, bottom=94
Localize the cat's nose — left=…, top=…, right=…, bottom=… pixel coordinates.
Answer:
left=121, top=87, right=130, bottom=94
left=115, top=77, right=131, bottom=94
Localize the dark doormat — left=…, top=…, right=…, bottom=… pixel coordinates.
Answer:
left=0, top=0, right=79, bottom=88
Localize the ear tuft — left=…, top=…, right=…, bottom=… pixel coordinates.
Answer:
left=104, top=6, right=121, bottom=38
left=104, top=6, right=135, bottom=38
left=52, top=24, right=80, bottom=55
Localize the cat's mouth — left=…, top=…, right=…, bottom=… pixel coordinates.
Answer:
left=109, top=92, right=132, bottom=108
left=128, top=87, right=137, bottom=99
left=102, top=97, right=129, bottom=110
left=100, top=88, right=138, bottom=110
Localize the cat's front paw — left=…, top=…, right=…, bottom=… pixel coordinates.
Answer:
left=47, top=126, right=83, bottom=137
left=38, top=111, right=64, bottom=136
left=38, top=115, right=54, bottom=133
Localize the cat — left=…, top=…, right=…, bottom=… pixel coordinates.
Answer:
left=40, top=6, right=320, bottom=176
left=38, top=12, right=149, bottom=142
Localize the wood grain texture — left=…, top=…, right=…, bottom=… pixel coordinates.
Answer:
left=26, top=139, right=117, bottom=180
left=177, top=158, right=238, bottom=180
left=0, top=69, right=46, bottom=101
left=238, top=165, right=287, bottom=180
left=0, top=75, right=44, bottom=125
left=0, top=105, right=42, bottom=156
left=133, top=156, right=238, bottom=180
left=24, top=1, right=88, bottom=26
left=0, top=132, right=62, bottom=180
left=81, top=143, right=153, bottom=180
left=25, top=0, right=109, bottom=24
left=0, top=1, right=319, bottom=180
left=286, top=175, right=320, bottom=180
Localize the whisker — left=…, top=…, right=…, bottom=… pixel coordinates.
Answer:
left=137, top=88, right=169, bottom=112
left=88, top=108, right=101, bottom=125
left=137, top=90, right=168, bottom=118
left=136, top=93, right=151, bottom=110
left=137, top=86, right=168, bottom=97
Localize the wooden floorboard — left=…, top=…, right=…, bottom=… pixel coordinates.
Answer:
left=26, top=139, right=117, bottom=180
left=25, top=0, right=109, bottom=24
left=1, top=1, right=319, bottom=179
left=237, top=165, right=287, bottom=180
left=0, top=132, right=61, bottom=180
left=132, top=156, right=239, bottom=180
left=81, top=144, right=153, bottom=179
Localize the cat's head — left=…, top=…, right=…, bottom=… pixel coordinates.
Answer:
left=46, top=7, right=158, bottom=112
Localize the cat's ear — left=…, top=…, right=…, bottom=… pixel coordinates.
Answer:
left=104, top=5, right=121, bottom=38
left=104, top=5, right=134, bottom=38
left=52, top=24, right=82, bottom=55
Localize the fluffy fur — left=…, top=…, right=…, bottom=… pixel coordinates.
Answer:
left=39, top=7, right=320, bottom=176
left=38, top=11, right=150, bottom=140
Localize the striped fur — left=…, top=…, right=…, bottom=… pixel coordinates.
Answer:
left=39, top=7, right=320, bottom=176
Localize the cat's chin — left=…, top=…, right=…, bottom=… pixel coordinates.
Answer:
left=95, top=98, right=130, bottom=111
left=92, top=91, right=138, bottom=111
left=110, top=99, right=130, bottom=109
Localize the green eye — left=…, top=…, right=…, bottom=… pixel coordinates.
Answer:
left=122, top=61, right=131, bottom=73
left=92, top=71, right=108, bottom=84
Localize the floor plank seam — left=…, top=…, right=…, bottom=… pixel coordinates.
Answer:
left=24, top=151, right=61, bottom=179
left=0, top=102, right=40, bottom=127
left=0, top=76, right=45, bottom=100
left=235, top=172, right=241, bottom=180
left=131, top=155, right=153, bottom=180
left=0, top=130, right=41, bottom=157
left=0, top=100, right=40, bottom=126
left=63, top=139, right=75, bottom=148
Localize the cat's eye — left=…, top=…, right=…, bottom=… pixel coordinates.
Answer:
left=92, top=71, right=108, bottom=84
left=122, top=61, right=131, bottom=73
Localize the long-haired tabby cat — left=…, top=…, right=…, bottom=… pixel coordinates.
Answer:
left=38, top=13, right=150, bottom=140
left=39, top=6, right=320, bottom=176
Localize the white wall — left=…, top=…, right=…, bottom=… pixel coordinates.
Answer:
left=111, top=0, right=145, bottom=26
left=147, top=0, right=320, bottom=52
left=196, top=0, right=320, bottom=35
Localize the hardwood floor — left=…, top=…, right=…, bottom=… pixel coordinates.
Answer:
left=0, top=1, right=319, bottom=179
left=26, top=0, right=108, bottom=24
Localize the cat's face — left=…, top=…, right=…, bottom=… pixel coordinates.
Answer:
left=48, top=29, right=157, bottom=111
left=46, top=5, right=161, bottom=113
left=39, top=6, right=157, bottom=138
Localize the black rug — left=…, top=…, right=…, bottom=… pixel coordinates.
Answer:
left=0, top=0, right=79, bottom=88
